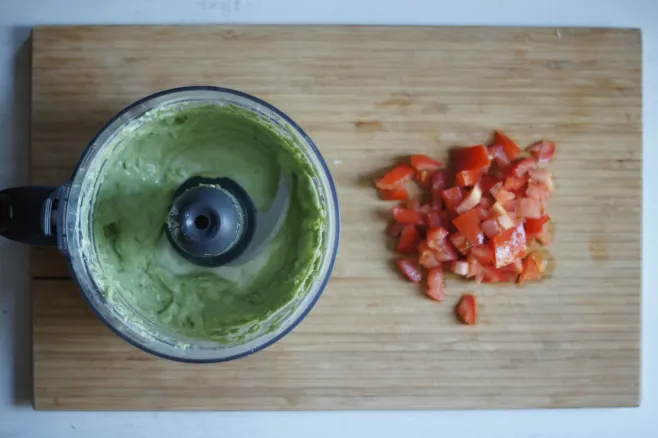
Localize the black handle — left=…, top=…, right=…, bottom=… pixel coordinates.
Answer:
left=0, top=186, right=58, bottom=246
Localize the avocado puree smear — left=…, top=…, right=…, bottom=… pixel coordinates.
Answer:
left=90, top=103, right=325, bottom=341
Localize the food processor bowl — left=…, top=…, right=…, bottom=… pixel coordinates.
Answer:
left=0, top=86, right=340, bottom=362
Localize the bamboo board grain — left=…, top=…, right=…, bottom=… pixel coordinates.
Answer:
left=31, top=26, right=642, bottom=411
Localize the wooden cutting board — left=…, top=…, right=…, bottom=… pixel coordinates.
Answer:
left=31, top=26, right=642, bottom=410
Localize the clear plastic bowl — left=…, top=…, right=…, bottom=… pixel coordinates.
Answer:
left=61, top=87, right=340, bottom=362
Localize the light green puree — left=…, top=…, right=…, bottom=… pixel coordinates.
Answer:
left=91, top=104, right=325, bottom=342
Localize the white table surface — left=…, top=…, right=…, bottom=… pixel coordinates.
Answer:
left=1, top=0, right=656, bottom=437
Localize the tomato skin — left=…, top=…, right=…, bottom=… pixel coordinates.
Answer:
left=442, top=187, right=465, bottom=211
left=397, top=258, right=423, bottom=283
left=415, top=170, right=435, bottom=189
left=525, top=214, right=551, bottom=235
left=376, top=164, right=415, bottom=190
left=380, top=185, right=409, bottom=201
left=392, top=206, right=425, bottom=225
left=504, top=175, right=527, bottom=192
left=427, top=266, right=445, bottom=301
left=481, top=264, right=504, bottom=283
left=453, top=208, right=485, bottom=246
left=518, top=254, right=542, bottom=284
left=450, top=231, right=472, bottom=255
left=510, top=158, right=538, bottom=178
left=488, top=143, right=511, bottom=169
left=411, top=154, right=444, bottom=171
left=479, top=174, right=498, bottom=194
left=527, top=140, right=556, bottom=163
left=425, top=211, right=443, bottom=228
left=470, top=244, right=495, bottom=264
left=453, top=145, right=491, bottom=171
left=397, top=225, right=421, bottom=254
left=456, top=294, right=477, bottom=325
left=432, top=239, right=459, bottom=262
left=456, top=169, right=483, bottom=187
left=427, top=226, right=450, bottom=248
left=516, top=197, right=542, bottom=219
left=494, top=131, right=521, bottom=161
left=492, top=223, right=527, bottom=268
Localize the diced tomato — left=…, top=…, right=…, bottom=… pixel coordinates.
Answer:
left=406, top=196, right=421, bottom=211
left=427, top=226, right=450, bottom=249
left=389, top=221, right=405, bottom=237
left=427, top=266, right=445, bottom=301
left=452, top=208, right=484, bottom=246
left=479, top=174, right=498, bottom=193
left=527, top=140, right=556, bottom=163
left=427, top=239, right=459, bottom=263
left=456, top=185, right=483, bottom=214
left=481, top=264, right=504, bottom=283
left=470, top=244, right=495, bottom=264
left=535, top=223, right=553, bottom=246
left=492, top=223, right=526, bottom=268
left=431, top=170, right=447, bottom=191
left=453, top=145, right=491, bottom=171
left=397, top=225, right=421, bottom=254
left=456, top=169, right=483, bottom=187
left=497, top=214, right=515, bottom=230
left=494, top=131, right=521, bottom=161
left=450, top=231, right=472, bottom=255
left=490, top=182, right=516, bottom=205
left=481, top=218, right=503, bottom=238
left=397, top=258, right=423, bottom=283
left=531, top=252, right=548, bottom=273
left=425, top=211, right=443, bottom=228
left=528, top=168, right=554, bottom=192
left=414, top=170, right=434, bottom=189
left=442, top=186, right=464, bottom=211
left=417, top=204, right=433, bottom=214
left=411, top=154, right=444, bottom=171
left=476, top=205, right=491, bottom=221
left=516, top=197, right=542, bottom=219
left=431, top=190, right=444, bottom=210
left=504, top=175, right=527, bottom=192
left=525, top=214, right=551, bottom=235
left=488, top=143, right=512, bottom=169
left=452, top=260, right=469, bottom=276
left=392, top=206, right=425, bottom=225
left=379, top=185, right=409, bottom=201
left=419, top=246, right=442, bottom=269
left=376, top=164, right=415, bottom=190
left=491, top=202, right=507, bottom=217
left=510, top=158, right=538, bottom=178
left=456, top=294, right=477, bottom=325
left=518, top=254, right=542, bottom=284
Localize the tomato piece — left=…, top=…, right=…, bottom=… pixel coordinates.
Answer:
left=379, top=185, right=409, bottom=201
left=456, top=294, right=477, bottom=325
left=494, top=131, right=521, bottom=161
left=528, top=168, right=554, bottom=192
left=503, top=175, right=527, bottom=192
left=491, top=202, right=507, bottom=217
left=397, top=225, right=421, bottom=254
left=497, top=214, right=515, bottom=230
left=397, top=258, right=423, bottom=283
left=476, top=205, right=491, bottom=221
left=427, top=226, right=450, bottom=248
left=389, top=221, right=405, bottom=237
left=481, top=264, right=504, bottom=283
left=452, top=260, right=469, bottom=276
left=431, top=170, right=447, bottom=191
left=449, top=231, right=471, bottom=255
left=527, top=140, right=556, bottom=163
left=490, top=182, right=516, bottom=205
left=481, top=218, right=503, bottom=238
left=411, top=154, right=444, bottom=171
left=427, top=266, right=445, bottom=301
left=518, top=254, right=542, bottom=284
left=425, top=211, right=442, bottom=228
left=478, top=174, right=497, bottom=194
left=456, top=169, right=483, bottom=187
left=415, top=170, right=435, bottom=190
left=492, top=223, right=527, bottom=268
left=510, top=158, right=538, bottom=178
left=453, top=208, right=484, bottom=246
left=470, top=244, right=495, bottom=265
left=516, top=197, right=542, bottom=219
left=376, top=164, right=415, bottom=190
left=453, top=145, right=491, bottom=171
left=456, top=185, right=483, bottom=214
left=419, top=247, right=442, bottom=269
left=488, top=143, right=511, bottom=169
left=535, top=223, right=553, bottom=246
left=442, top=186, right=464, bottom=211
left=525, top=214, right=551, bottom=236
left=432, top=239, right=459, bottom=262
left=392, top=206, right=425, bottom=225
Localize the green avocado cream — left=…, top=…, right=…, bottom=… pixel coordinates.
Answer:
left=89, top=103, right=325, bottom=342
